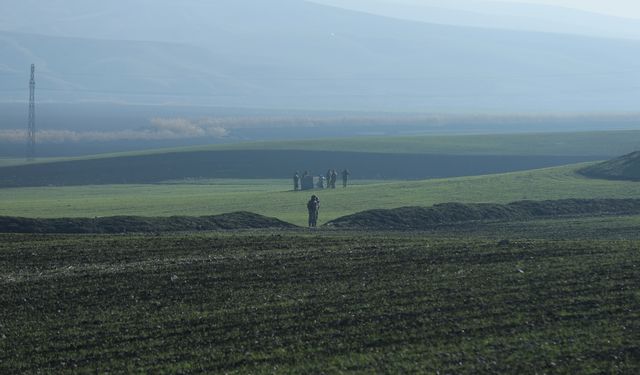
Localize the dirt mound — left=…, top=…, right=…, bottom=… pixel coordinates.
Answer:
left=325, top=199, right=640, bottom=230
left=578, top=151, right=640, bottom=181
left=0, top=211, right=296, bottom=234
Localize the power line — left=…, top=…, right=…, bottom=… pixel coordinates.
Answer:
left=1, top=68, right=640, bottom=81
left=10, top=85, right=640, bottom=98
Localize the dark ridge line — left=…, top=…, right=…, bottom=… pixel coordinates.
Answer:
left=325, top=198, right=640, bottom=230
left=578, top=151, right=640, bottom=182
left=4, top=198, right=640, bottom=234
left=0, top=211, right=297, bottom=234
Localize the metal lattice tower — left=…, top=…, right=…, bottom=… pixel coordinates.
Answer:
left=27, top=64, right=36, bottom=160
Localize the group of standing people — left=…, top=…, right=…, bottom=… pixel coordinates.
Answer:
left=293, top=169, right=350, bottom=191
left=323, top=169, right=346, bottom=189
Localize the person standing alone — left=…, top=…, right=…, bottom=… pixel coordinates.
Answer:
left=293, top=171, right=300, bottom=191
left=307, top=195, right=320, bottom=228
left=341, top=169, right=350, bottom=188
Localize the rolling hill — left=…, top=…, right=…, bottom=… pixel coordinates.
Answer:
left=0, top=150, right=595, bottom=187
left=2, top=164, right=640, bottom=226
left=5, top=130, right=640, bottom=186
left=579, top=151, right=640, bottom=181
left=204, top=130, right=640, bottom=156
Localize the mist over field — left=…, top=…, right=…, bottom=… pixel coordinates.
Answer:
left=1, top=0, right=640, bottom=155
left=1, top=0, right=639, bottom=111
left=2, top=102, right=640, bottom=156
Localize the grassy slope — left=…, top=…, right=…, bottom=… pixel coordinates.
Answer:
left=0, top=159, right=21, bottom=167
left=0, top=158, right=40, bottom=167
left=579, top=151, right=640, bottom=181
left=205, top=130, right=640, bottom=156
left=0, top=157, right=69, bottom=167
left=2, top=164, right=640, bottom=226
left=3, top=130, right=639, bottom=169
left=2, top=232, right=638, bottom=373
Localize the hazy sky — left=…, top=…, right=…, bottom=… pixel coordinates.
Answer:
left=328, top=0, right=640, bottom=20
left=488, top=0, right=640, bottom=19
left=382, top=0, right=640, bottom=19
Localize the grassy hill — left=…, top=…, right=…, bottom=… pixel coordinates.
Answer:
left=579, top=151, right=640, bottom=181
left=0, top=159, right=32, bottom=167
left=5, top=130, right=640, bottom=187
left=11, top=130, right=639, bottom=164
left=3, top=164, right=640, bottom=226
left=0, top=150, right=596, bottom=187
left=203, top=130, right=640, bottom=156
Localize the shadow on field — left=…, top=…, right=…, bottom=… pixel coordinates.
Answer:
left=0, top=150, right=600, bottom=187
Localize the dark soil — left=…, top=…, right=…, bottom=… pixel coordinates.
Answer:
left=2, top=232, right=638, bottom=373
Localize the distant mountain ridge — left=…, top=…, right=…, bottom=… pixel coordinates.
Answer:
left=312, top=0, right=640, bottom=40
left=4, top=0, right=640, bottom=42
left=1, top=0, right=640, bottom=112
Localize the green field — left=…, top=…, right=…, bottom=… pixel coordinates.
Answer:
left=0, top=158, right=37, bottom=167
left=205, top=130, right=640, bottom=156
left=2, top=164, right=640, bottom=226
left=4, top=130, right=640, bottom=170
left=2, top=231, right=638, bottom=373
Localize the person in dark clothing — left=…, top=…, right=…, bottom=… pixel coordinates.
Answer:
left=293, top=171, right=300, bottom=191
left=307, top=195, right=320, bottom=228
left=341, top=169, right=350, bottom=188
left=330, top=169, right=338, bottom=189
